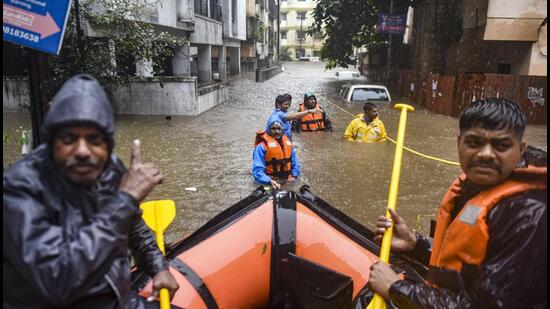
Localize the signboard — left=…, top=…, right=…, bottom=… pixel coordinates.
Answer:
left=377, top=14, right=407, bottom=35
left=3, top=0, right=72, bottom=55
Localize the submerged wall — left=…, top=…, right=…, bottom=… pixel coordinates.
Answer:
left=3, top=76, right=228, bottom=116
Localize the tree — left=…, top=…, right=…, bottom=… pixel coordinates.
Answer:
left=49, top=0, right=184, bottom=93
left=310, top=0, right=412, bottom=69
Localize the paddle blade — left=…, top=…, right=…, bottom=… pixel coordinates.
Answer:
left=140, top=200, right=176, bottom=232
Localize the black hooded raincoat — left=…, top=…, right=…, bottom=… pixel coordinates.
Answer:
left=3, top=75, right=167, bottom=308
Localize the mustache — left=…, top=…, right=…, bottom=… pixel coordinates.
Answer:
left=66, top=157, right=100, bottom=169
left=468, top=160, right=501, bottom=173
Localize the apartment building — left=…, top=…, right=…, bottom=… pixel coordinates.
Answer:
left=279, top=0, right=322, bottom=60
left=241, top=0, right=279, bottom=71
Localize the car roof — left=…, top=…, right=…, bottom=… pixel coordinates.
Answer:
left=342, top=84, right=389, bottom=90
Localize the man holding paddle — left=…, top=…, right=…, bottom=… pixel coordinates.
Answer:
left=368, top=99, right=547, bottom=308
left=3, top=74, right=179, bottom=308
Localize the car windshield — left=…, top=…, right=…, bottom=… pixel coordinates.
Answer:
left=351, top=88, right=389, bottom=102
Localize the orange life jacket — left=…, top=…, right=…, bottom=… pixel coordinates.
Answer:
left=429, top=166, right=547, bottom=277
left=298, top=103, right=326, bottom=132
left=255, top=131, right=293, bottom=179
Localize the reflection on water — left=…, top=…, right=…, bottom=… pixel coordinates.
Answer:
left=3, top=62, right=547, bottom=242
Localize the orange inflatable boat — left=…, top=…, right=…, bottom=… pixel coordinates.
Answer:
left=132, top=186, right=428, bottom=308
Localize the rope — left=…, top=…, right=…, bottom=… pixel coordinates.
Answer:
left=326, top=100, right=461, bottom=166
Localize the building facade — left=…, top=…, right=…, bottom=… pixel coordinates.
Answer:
left=130, top=0, right=247, bottom=83
left=241, top=0, right=279, bottom=72
left=279, top=0, right=322, bottom=60
left=408, top=0, right=547, bottom=78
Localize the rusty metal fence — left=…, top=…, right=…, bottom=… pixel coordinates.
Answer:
left=391, top=70, right=547, bottom=124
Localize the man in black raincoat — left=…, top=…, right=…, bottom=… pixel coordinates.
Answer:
left=368, top=98, right=547, bottom=308
left=3, top=74, right=179, bottom=308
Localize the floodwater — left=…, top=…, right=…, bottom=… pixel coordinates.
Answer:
left=3, top=62, right=547, bottom=242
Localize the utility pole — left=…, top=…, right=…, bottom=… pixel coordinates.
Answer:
left=74, top=0, right=86, bottom=70
left=277, top=0, right=280, bottom=61
left=27, top=50, right=49, bottom=148
left=299, top=16, right=303, bottom=57
left=386, top=0, right=394, bottom=83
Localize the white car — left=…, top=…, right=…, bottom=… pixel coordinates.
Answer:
left=339, top=84, right=392, bottom=103
left=335, top=70, right=361, bottom=80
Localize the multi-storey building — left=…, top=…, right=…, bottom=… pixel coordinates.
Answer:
left=133, top=0, right=246, bottom=82
left=241, top=0, right=279, bottom=72
left=279, top=0, right=322, bottom=60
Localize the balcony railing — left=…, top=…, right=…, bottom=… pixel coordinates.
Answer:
left=210, top=2, right=222, bottom=22
left=194, top=0, right=222, bottom=22
left=194, top=0, right=208, bottom=17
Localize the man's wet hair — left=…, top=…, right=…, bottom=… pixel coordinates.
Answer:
left=363, top=102, right=377, bottom=113
left=275, top=93, right=293, bottom=106
left=459, top=98, right=526, bottom=139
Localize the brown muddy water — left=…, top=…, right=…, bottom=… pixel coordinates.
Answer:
left=3, top=62, right=547, bottom=242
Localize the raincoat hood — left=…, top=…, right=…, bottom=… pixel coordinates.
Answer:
left=266, top=117, right=283, bottom=133
left=44, top=74, right=115, bottom=150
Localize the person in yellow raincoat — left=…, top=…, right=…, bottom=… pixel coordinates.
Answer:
left=344, top=102, right=387, bottom=142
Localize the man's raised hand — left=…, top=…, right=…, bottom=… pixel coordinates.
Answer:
left=120, top=139, right=164, bottom=202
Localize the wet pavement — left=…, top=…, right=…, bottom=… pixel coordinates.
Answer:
left=3, top=62, right=547, bottom=242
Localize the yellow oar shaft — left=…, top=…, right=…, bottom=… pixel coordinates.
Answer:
left=380, top=108, right=409, bottom=261
left=368, top=105, right=414, bottom=309
left=154, top=206, right=170, bottom=309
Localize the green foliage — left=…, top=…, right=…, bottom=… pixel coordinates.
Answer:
left=3, top=131, right=9, bottom=144
left=49, top=0, right=184, bottom=93
left=280, top=46, right=292, bottom=61
left=255, top=23, right=266, bottom=42
left=310, top=0, right=413, bottom=69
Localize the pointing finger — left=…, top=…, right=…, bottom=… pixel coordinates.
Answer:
left=131, top=139, right=141, bottom=166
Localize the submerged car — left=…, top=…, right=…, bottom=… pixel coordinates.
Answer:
left=335, top=70, right=362, bottom=80
left=339, top=83, right=392, bottom=104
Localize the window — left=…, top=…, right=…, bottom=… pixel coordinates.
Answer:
left=297, top=11, right=307, bottom=21
left=351, top=88, right=390, bottom=102
left=281, top=13, right=287, bottom=21
left=340, top=87, right=350, bottom=99
left=281, top=31, right=287, bottom=39
left=296, top=30, right=306, bottom=41
left=497, top=63, right=512, bottom=75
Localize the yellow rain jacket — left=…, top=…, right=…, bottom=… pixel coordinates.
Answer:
left=344, top=114, right=387, bottom=143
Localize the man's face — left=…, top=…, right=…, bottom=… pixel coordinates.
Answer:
left=278, top=101, right=291, bottom=112
left=364, top=108, right=379, bottom=122
left=269, top=124, right=283, bottom=139
left=305, top=97, right=317, bottom=108
left=458, top=127, right=526, bottom=188
left=52, top=125, right=109, bottom=185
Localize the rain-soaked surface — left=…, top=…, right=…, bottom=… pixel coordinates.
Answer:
left=3, top=62, right=547, bottom=242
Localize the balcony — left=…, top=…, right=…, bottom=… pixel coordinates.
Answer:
left=210, top=2, right=222, bottom=22
left=194, top=0, right=222, bottom=22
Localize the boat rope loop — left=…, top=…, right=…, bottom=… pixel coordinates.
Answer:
left=326, top=100, right=461, bottom=166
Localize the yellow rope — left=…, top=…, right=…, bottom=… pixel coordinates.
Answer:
left=327, top=100, right=461, bottom=166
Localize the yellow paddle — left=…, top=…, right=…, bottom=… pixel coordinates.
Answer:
left=141, top=200, right=177, bottom=309
left=367, top=103, right=415, bottom=309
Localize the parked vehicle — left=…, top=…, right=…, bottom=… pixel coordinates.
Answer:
left=335, top=70, right=361, bottom=79
left=339, top=83, right=392, bottom=104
